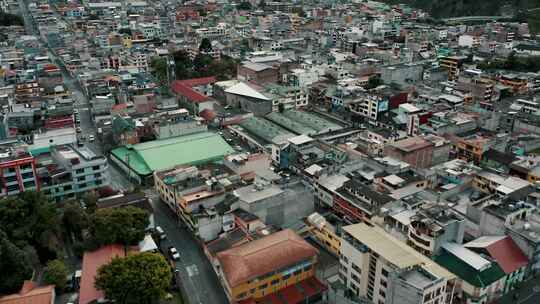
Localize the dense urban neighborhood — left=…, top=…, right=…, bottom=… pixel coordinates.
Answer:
left=2, top=0, right=540, bottom=304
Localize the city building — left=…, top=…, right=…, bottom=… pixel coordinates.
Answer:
left=215, top=229, right=326, bottom=303
left=340, top=222, right=455, bottom=304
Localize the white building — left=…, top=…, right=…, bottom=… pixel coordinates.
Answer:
left=340, top=223, right=455, bottom=304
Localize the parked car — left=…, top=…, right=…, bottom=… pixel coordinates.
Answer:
left=155, top=226, right=166, bottom=239
left=169, top=246, right=180, bottom=260
left=88, top=135, right=95, bottom=142
left=76, top=127, right=82, bottom=133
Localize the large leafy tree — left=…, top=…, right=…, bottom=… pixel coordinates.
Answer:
left=43, top=259, right=69, bottom=290
left=95, top=253, right=172, bottom=304
left=61, top=201, right=88, bottom=242
left=87, top=206, right=149, bottom=248
left=199, top=38, right=213, bottom=52
left=0, top=230, right=33, bottom=294
left=0, top=191, right=60, bottom=262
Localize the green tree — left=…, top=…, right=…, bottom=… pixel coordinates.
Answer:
left=61, top=201, right=88, bottom=242
left=238, top=2, right=252, bottom=10
left=292, top=7, right=307, bottom=17
left=0, top=191, right=60, bottom=262
left=43, top=259, right=69, bottom=290
left=150, top=57, right=168, bottom=87
left=88, top=206, right=149, bottom=249
left=173, top=50, right=194, bottom=79
left=0, top=230, right=33, bottom=294
left=95, top=253, right=172, bottom=304
left=0, top=12, right=24, bottom=26
left=366, top=77, right=383, bottom=89
left=193, top=54, right=214, bottom=77
left=199, top=38, right=213, bottom=52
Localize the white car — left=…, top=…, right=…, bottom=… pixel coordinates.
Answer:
left=169, top=247, right=180, bottom=260
left=88, top=135, right=95, bottom=142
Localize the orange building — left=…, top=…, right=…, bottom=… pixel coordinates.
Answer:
left=216, top=229, right=326, bottom=303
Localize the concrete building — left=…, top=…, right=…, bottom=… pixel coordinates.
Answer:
left=406, top=203, right=465, bottom=257
left=37, top=145, right=110, bottom=201
left=340, top=223, right=455, bottom=304
left=237, top=62, right=279, bottom=85
left=234, top=178, right=314, bottom=227
left=153, top=109, right=207, bottom=139
left=306, top=212, right=341, bottom=256
left=214, top=229, right=326, bottom=303
left=0, top=145, right=39, bottom=196
left=384, top=136, right=450, bottom=169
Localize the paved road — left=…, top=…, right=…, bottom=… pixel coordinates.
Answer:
left=145, top=190, right=228, bottom=304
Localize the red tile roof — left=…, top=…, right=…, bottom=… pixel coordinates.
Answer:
left=199, top=109, right=216, bottom=121
left=171, top=77, right=216, bottom=104
left=238, top=277, right=327, bottom=304
left=216, top=229, right=318, bottom=287
left=486, top=237, right=529, bottom=274
left=79, top=245, right=127, bottom=304
left=0, top=281, right=55, bottom=304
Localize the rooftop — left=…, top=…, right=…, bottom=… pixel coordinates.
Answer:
left=111, top=132, right=234, bottom=176
left=216, top=229, right=318, bottom=287
left=0, top=281, right=55, bottom=304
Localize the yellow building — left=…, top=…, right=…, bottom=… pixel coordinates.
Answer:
left=306, top=212, right=341, bottom=256
left=439, top=56, right=466, bottom=80
left=216, top=229, right=322, bottom=303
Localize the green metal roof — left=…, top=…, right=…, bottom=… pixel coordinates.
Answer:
left=266, top=112, right=316, bottom=135
left=434, top=251, right=506, bottom=288
left=282, top=110, right=342, bottom=133
left=111, top=132, right=234, bottom=176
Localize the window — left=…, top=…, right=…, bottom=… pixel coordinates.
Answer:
left=259, top=283, right=268, bottom=290
left=351, top=274, right=360, bottom=283
left=380, top=279, right=387, bottom=288
left=282, top=274, right=291, bottom=280
left=293, top=270, right=301, bottom=276
left=381, top=269, right=388, bottom=277
left=79, top=183, right=87, bottom=189
left=271, top=279, right=280, bottom=285
left=352, top=263, right=361, bottom=274
left=237, top=292, right=247, bottom=298
left=75, top=169, right=84, bottom=174
left=379, top=290, right=386, bottom=298
left=78, top=176, right=86, bottom=182
left=64, top=185, right=72, bottom=191
left=303, top=265, right=312, bottom=272
left=250, top=288, right=255, bottom=294
left=94, top=173, right=101, bottom=178
left=92, top=165, right=101, bottom=170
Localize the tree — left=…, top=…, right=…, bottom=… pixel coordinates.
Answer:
left=366, top=76, right=383, bottom=89
left=0, top=191, right=60, bottom=262
left=0, top=12, right=24, bottom=26
left=150, top=57, right=168, bottom=87
left=199, top=38, right=213, bottom=52
left=95, top=253, right=172, bottom=304
left=292, top=7, right=306, bottom=17
left=43, top=259, right=69, bottom=290
left=0, top=230, right=33, bottom=294
left=61, top=202, right=88, bottom=242
left=238, top=2, right=252, bottom=10
left=88, top=206, right=149, bottom=249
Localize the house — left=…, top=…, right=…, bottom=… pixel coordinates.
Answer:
left=79, top=245, right=128, bottom=304
left=0, top=281, right=55, bottom=304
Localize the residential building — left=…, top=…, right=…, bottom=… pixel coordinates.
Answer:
left=0, top=281, right=55, bottom=304
left=37, top=145, right=110, bottom=201
left=215, top=229, right=325, bottom=303
left=340, top=222, right=455, bottom=304
left=406, top=203, right=465, bottom=257
left=0, top=145, right=39, bottom=196
left=306, top=212, right=341, bottom=256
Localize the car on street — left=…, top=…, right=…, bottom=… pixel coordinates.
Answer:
left=155, top=226, right=166, bottom=239
left=88, top=135, right=95, bottom=142
left=169, top=246, right=180, bottom=260
left=76, top=127, right=81, bottom=133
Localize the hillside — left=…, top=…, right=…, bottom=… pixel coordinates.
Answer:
left=384, top=0, right=540, bottom=18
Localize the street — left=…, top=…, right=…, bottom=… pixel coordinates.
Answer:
left=146, top=190, right=229, bottom=304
